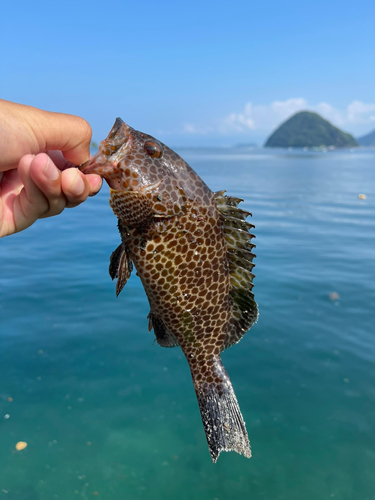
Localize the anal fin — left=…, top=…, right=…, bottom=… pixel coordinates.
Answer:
left=148, top=313, right=179, bottom=347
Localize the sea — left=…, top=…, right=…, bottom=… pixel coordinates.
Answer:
left=1, top=147, right=374, bottom=500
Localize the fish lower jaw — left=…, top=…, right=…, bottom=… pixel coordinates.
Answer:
left=80, top=160, right=118, bottom=177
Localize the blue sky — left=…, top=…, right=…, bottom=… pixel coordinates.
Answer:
left=1, top=0, right=374, bottom=146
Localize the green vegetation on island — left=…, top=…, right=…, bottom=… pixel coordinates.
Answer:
left=264, top=111, right=358, bottom=148
left=357, top=129, right=375, bottom=147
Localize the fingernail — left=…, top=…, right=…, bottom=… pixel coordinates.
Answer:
left=43, top=158, right=59, bottom=181
left=90, top=176, right=102, bottom=194
left=71, top=172, right=85, bottom=196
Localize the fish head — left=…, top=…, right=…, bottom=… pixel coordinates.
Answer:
left=79, top=118, right=163, bottom=192
left=80, top=118, right=212, bottom=220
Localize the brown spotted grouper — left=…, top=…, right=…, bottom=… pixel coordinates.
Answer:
left=80, top=118, right=258, bottom=462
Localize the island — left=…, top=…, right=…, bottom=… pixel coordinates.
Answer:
left=264, top=111, right=358, bottom=148
left=357, top=129, right=375, bottom=147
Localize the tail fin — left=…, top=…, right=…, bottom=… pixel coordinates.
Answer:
left=192, top=356, right=251, bottom=462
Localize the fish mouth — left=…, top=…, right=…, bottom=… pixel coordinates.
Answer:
left=77, top=158, right=94, bottom=174
left=78, top=118, right=133, bottom=176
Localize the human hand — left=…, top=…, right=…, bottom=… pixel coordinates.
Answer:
left=0, top=99, right=102, bottom=238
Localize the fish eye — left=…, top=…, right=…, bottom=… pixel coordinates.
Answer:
left=144, top=141, right=162, bottom=158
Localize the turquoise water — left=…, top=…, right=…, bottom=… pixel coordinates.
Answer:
left=1, top=148, right=375, bottom=499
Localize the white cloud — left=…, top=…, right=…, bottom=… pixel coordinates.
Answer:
left=271, top=98, right=308, bottom=122
left=346, top=101, right=375, bottom=124
left=183, top=124, right=197, bottom=133
left=220, top=98, right=375, bottom=135
left=313, top=101, right=375, bottom=128
left=222, top=98, right=308, bottom=133
left=183, top=123, right=214, bottom=135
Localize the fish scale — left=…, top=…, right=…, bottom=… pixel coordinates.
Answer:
left=80, top=118, right=258, bottom=462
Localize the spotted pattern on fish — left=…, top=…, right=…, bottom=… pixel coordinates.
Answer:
left=79, top=118, right=258, bottom=462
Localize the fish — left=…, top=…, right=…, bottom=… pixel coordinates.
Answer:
left=80, top=118, right=258, bottom=462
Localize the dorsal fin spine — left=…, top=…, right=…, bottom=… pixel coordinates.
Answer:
left=214, top=191, right=259, bottom=351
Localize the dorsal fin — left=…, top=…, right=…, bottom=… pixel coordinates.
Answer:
left=214, top=191, right=258, bottom=350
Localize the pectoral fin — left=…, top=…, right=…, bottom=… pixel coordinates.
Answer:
left=109, top=243, right=133, bottom=296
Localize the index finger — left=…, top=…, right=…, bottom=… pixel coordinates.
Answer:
left=35, top=110, right=93, bottom=166
left=0, top=100, right=93, bottom=169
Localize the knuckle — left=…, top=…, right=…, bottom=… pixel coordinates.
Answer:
left=76, top=117, right=92, bottom=143
left=41, top=199, right=66, bottom=218
left=22, top=195, right=48, bottom=220
left=62, top=170, right=87, bottom=200
left=65, top=201, right=81, bottom=209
